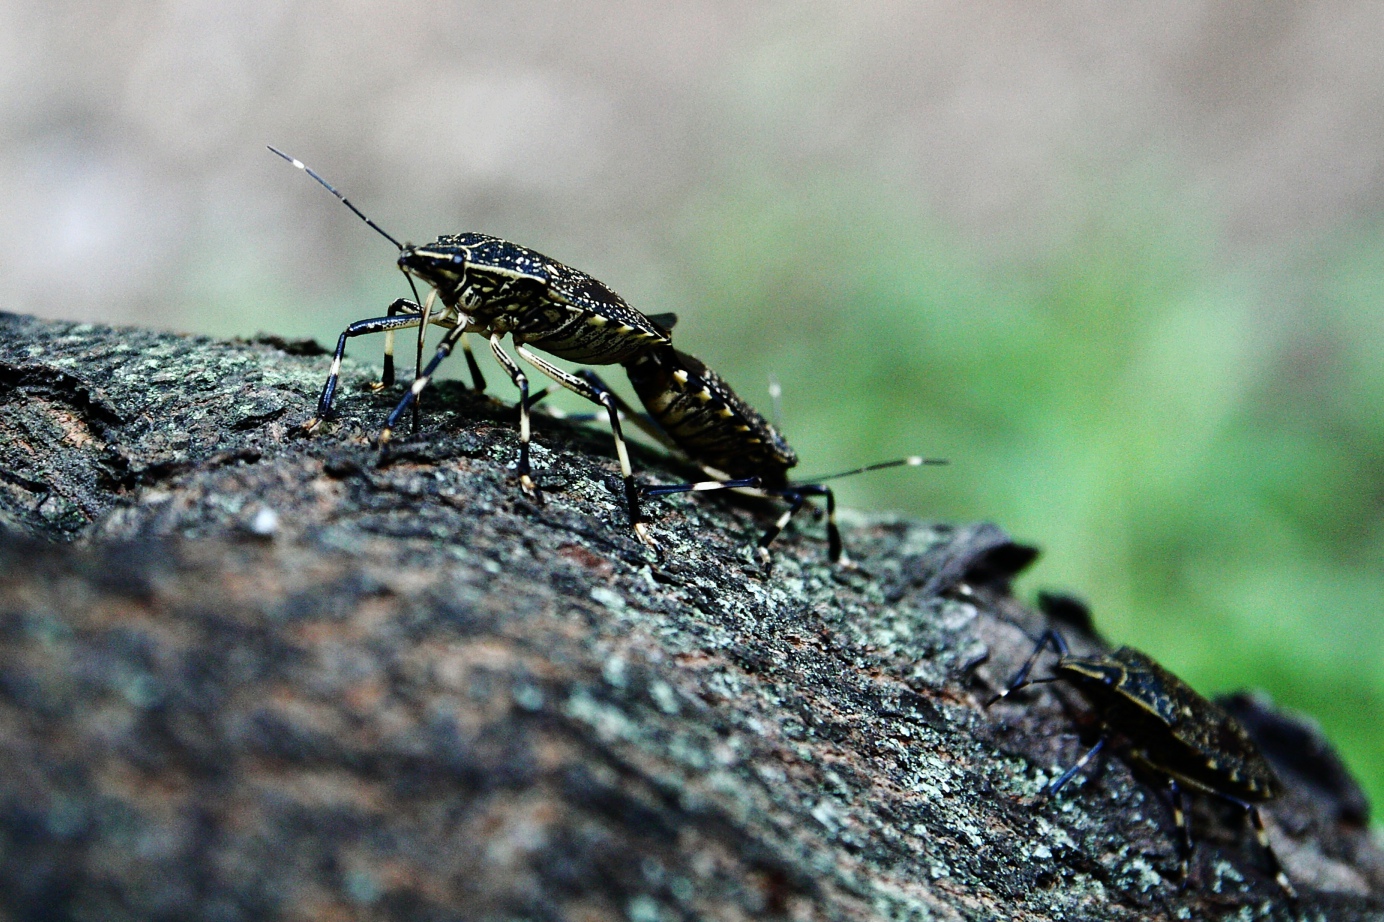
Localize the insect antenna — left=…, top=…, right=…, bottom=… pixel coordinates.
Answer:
left=985, top=628, right=1068, bottom=707
left=267, top=146, right=405, bottom=251
left=270, top=146, right=453, bottom=425
left=792, top=455, right=947, bottom=486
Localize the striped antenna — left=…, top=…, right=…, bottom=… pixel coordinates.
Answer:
left=797, top=455, right=947, bottom=485
left=268, top=146, right=405, bottom=251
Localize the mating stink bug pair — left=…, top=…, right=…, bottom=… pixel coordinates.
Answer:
left=272, top=148, right=938, bottom=565
left=987, top=627, right=1296, bottom=899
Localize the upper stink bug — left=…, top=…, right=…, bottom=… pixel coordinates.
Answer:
left=270, top=147, right=673, bottom=547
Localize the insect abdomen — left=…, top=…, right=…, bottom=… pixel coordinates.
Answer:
left=525, top=313, right=666, bottom=364
left=625, top=346, right=796, bottom=483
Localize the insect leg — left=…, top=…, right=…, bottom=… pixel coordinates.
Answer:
left=642, top=477, right=779, bottom=563
left=1226, top=796, right=1297, bottom=900
left=408, top=290, right=437, bottom=433
left=641, top=478, right=866, bottom=568
left=1168, top=779, right=1193, bottom=884
left=516, top=346, right=657, bottom=549
left=378, top=324, right=467, bottom=445
left=779, top=483, right=846, bottom=564
left=1046, top=737, right=1105, bottom=796
left=460, top=337, right=486, bottom=392
left=575, top=370, right=680, bottom=451
left=305, top=310, right=423, bottom=431
left=398, top=288, right=484, bottom=425
left=636, top=478, right=822, bottom=571
left=642, top=478, right=763, bottom=498
left=755, top=492, right=807, bottom=572
left=376, top=298, right=420, bottom=390
left=488, top=336, right=543, bottom=503
left=401, top=293, right=483, bottom=432
left=985, top=629, right=1068, bottom=707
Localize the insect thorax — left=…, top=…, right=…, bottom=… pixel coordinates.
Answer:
left=457, top=266, right=550, bottom=328
left=403, top=234, right=667, bottom=364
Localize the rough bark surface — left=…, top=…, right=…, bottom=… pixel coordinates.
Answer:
left=0, top=311, right=1380, bottom=922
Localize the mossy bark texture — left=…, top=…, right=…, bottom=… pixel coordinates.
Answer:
left=0, top=312, right=1380, bottom=921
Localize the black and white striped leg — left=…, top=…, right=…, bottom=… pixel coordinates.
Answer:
left=379, top=324, right=467, bottom=446
left=516, top=346, right=657, bottom=549
left=640, top=477, right=839, bottom=568
left=1046, top=737, right=1106, bottom=796
left=408, top=291, right=442, bottom=433
left=485, top=335, right=542, bottom=502
left=1228, top=796, right=1296, bottom=900
left=1168, top=779, right=1193, bottom=885
left=642, top=478, right=764, bottom=500
left=402, top=297, right=484, bottom=427
left=641, top=476, right=765, bottom=554
left=575, top=369, right=682, bottom=451
left=305, top=308, right=423, bottom=431
left=376, top=297, right=422, bottom=391
left=984, top=629, right=1069, bottom=707
left=756, top=492, right=806, bottom=573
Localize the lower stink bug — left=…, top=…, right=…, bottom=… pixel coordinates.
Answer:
left=986, top=630, right=1296, bottom=899
left=589, top=344, right=943, bottom=570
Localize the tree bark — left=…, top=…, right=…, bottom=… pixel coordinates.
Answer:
left=0, top=311, right=1379, bottom=921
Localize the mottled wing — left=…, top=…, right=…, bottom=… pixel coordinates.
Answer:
left=1111, top=648, right=1280, bottom=798
left=544, top=261, right=671, bottom=345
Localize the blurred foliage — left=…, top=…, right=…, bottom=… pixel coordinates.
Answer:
left=663, top=171, right=1384, bottom=813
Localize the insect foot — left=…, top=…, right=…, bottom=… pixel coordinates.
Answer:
left=271, top=147, right=673, bottom=541
left=986, top=628, right=1297, bottom=901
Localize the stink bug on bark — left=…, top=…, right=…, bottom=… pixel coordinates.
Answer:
left=583, top=344, right=944, bottom=570
left=987, top=630, right=1296, bottom=899
left=270, top=147, right=672, bottom=547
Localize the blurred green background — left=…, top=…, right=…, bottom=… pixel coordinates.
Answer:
left=2, top=5, right=1380, bottom=815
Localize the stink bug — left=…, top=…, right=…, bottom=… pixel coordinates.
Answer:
left=584, top=344, right=943, bottom=569
left=270, top=147, right=673, bottom=547
left=987, top=630, right=1296, bottom=899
